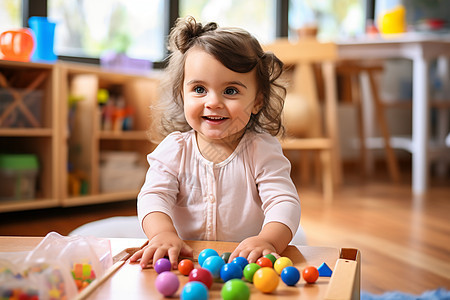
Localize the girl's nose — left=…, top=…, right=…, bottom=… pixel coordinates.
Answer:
left=205, top=92, right=223, bottom=109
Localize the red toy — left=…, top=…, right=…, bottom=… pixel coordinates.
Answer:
left=256, top=257, right=273, bottom=268
left=178, top=259, right=194, bottom=276
left=302, top=266, right=319, bottom=283
left=188, top=268, right=213, bottom=289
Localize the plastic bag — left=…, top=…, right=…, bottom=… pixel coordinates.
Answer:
left=0, top=232, right=113, bottom=300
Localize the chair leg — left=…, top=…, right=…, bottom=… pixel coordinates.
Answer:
left=351, top=73, right=368, bottom=178
left=367, top=70, right=401, bottom=183
left=321, top=149, right=333, bottom=203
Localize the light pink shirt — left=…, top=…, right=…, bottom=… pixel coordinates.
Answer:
left=137, top=130, right=301, bottom=242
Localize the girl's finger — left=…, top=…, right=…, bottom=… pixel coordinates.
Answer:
left=140, top=247, right=156, bottom=269
left=167, top=247, right=181, bottom=269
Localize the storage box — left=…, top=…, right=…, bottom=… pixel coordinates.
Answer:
left=99, top=151, right=146, bottom=192
left=0, top=154, right=39, bottom=201
left=0, top=88, right=42, bottom=128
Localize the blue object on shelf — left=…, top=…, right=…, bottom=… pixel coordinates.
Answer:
left=28, top=16, right=57, bottom=62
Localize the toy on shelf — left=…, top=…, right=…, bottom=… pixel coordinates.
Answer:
left=97, top=87, right=135, bottom=132
left=0, top=29, right=35, bottom=62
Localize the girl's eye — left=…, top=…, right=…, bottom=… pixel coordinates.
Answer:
left=194, top=86, right=205, bottom=94
left=224, top=87, right=238, bottom=95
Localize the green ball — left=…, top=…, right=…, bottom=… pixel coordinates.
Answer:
left=264, top=253, right=277, bottom=265
left=243, top=263, right=261, bottom=283
left=221, top=279, right=250, bottom=300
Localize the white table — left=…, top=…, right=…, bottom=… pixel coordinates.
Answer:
left=338, top=33, right=450, bottom=194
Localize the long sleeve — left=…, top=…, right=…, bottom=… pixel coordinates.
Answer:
left=137, top=132, right=184, bottom=227
left=251, top=134, right=301, bottom=237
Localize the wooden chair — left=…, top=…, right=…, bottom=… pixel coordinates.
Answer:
left=337, top=61, right=401, bottom=183
left=263, top=39, right=342, bottom=202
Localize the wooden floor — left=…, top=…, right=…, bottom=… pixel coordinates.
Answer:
left=0, top=162, right=449, bottom=295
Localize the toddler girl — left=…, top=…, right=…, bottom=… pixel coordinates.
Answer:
left=130, top=16, right=301, bottom=269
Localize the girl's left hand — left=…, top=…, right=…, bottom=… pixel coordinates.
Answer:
left=228, top=236, right=280, bottom=264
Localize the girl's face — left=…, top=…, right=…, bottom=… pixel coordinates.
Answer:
left=183, top=47, right=261, bottom=149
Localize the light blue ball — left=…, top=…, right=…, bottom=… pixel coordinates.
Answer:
left=202, top=255, right=225, bottom=279
left=198, top=248, right=219, bottom=266
left=181, top=281, right=209, bottom=300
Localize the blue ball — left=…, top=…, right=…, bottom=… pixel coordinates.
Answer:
left=281, top=266, right=301, bottom=286
left=202, top=255, right=225, bottom=279
left=181, top=281, right=209, bottom=300
left=231, top=257, right=249, bottom=270
left=220, top=263, right=243, bottom=282
left=198, top=248, right=219, bottom=266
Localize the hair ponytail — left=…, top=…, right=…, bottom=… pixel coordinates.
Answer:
left=169, top=16, right=218, bottom=53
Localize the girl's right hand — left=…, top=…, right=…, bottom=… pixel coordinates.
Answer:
left=130, top=232, right=193, bottom=269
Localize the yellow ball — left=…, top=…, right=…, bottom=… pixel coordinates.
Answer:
left=253, top=267, right=279, bottom=293
left=274, top=257, right=293, bottom=275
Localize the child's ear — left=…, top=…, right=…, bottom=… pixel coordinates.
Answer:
left=252, top=93, right=264, bottom=114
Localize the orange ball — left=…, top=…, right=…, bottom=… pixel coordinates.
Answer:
left=302, top=266, right=319, bottom=283
left=256, top=257, right=273, bottom=268
left=178, top=259, right=195, bottom=276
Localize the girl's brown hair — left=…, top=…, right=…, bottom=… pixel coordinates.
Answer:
left=149, top=16, right=286, bottom=142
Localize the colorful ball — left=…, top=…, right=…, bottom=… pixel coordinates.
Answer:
left=181, top=281, right=208, bottom=300
left=256, top=257, right=273, bottom=268
left=198, top=248, right=219, bottom=266
left=178, top=259, right=194, bottom=276
left=264, top=254, right=277, bottom=265
left=231, top=257, right=249, bottom=270
left=202, top=255, right=225, bottom=279
left=281, top=266, right=300, bottom=286
left=302, top=266, right=319, bottom=283
left=155, top=271, right=179, bottom=296
left=188, top=268, right=213, bottom=289
left=221, top=279, right=250, bottom=300
left=221, top=252, right=232, bottom=263
left=220, top=263, right=243, bottom=282
left=243, top=263, right=261, bottom=283
left=154, top=258, right=172, bottom=274
left=253, top=267, right=279, bottom=293
left=274, top=257, right=293, bottom=274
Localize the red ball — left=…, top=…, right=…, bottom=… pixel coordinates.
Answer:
left=188, top=268, right=213, bottom=289
left=256, top=257, right=273, bottom=268
left=178, top=259, right=195, bottom=276
left=302, top=266, right=319, bottom=283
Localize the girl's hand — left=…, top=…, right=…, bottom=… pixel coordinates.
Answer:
left=130, top=232, right=193, bottom=269
left=228, top=236, right=280, bottom=264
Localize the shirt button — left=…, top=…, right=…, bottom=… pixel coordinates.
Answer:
left=209, top=195, right=215, bottom=203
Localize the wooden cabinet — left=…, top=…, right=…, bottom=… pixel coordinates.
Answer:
left=0, top=60, right=60, bottom=212
left=0, top=60, right=160, bottom=212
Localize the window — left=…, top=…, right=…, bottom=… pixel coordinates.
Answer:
left=0, top=0, right=22, bottom=33
left=288, top=0, right=366, bottom=40
left=16, top=0, right=374, bottom=64
left=179, top=0, right=278, bottom=45
left=47, top=0, right=167, bottom=62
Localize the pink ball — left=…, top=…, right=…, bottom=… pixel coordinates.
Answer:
left=155, top=271, right=179, bottom=297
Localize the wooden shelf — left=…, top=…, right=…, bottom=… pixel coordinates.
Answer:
left=0, top=128, right=53, bottom=136
left=0, top=198, right=59, bottom=213
left=62, top=190, right=139, bottom=207
left=0, top=60, right=159, bottom=213
left=98, top=130, right=149, bottom=140
left=0, top=60, right=59, bottom=212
